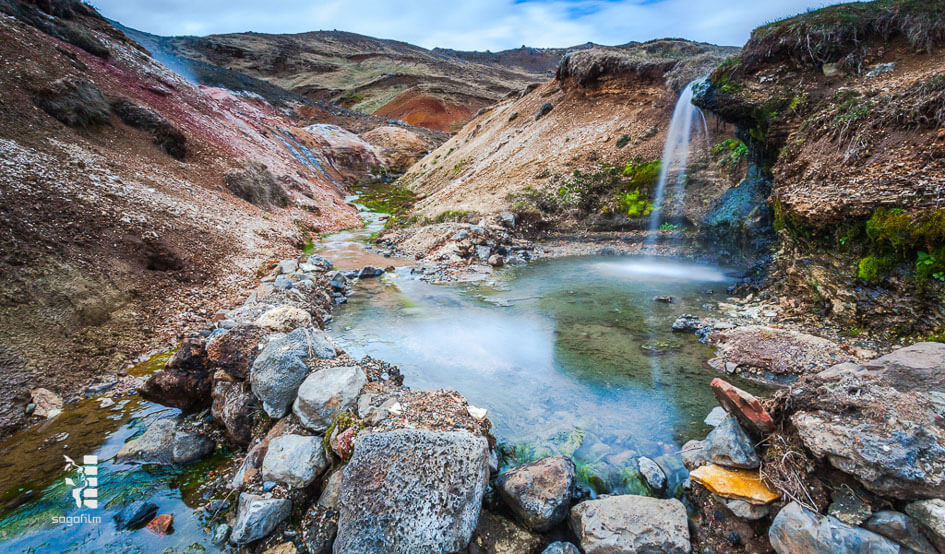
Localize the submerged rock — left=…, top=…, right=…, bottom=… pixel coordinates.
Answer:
left=542, top=542, right=580, bottom=554
left=495, top=455, right=576, bottom=532
left=570, top=494, right=691, bottom=554
left=261, top=434, right=327, bottom=488
left=637, top=456, right=666, bottom=494
left=250, top=328, right=328, bottom=417
left=293, top=365, right=367, bottom=432
left=115, top=418, right=214, bottom=465
left=863, top=511, right=938, bottom=553
left=113, top=501, right=158, bottom=531
left=467, top=511, right=542, bottom=554
left=29, top=388, right=62, bottom=419
left=703, top=414, right=760, bottom=469
left=335, top=429, right=489, bottom=553
left=229, top=493, right=291, bottom=546
left=769, top=501, right=899, bottom=554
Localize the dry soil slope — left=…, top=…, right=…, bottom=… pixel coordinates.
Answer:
left=401, top=40, right=737, bottom=221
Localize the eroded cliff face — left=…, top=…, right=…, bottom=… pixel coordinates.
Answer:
left=0, top=0, right=428, bottom=438
left=399, top=40, right=741, bottom=235
left=693, top=0, right=945, bottom=336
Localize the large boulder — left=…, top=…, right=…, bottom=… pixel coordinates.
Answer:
left=495, top=456, right=575, bottom=532
left=569, top=495, right=691, bottom=554
left=708, top=325, right=855, bottom=378
left=250, top=328, right=333, bottom=418
left=211, top=376, right=257, bottom=445
left=229, top=493, right=292, bottom=546
left=206, top=325, right=268, bottom=380
left=115, top=419, right=214, bottom=465
left=261, top=434, right=327, bottom=489
left=292, top=365, right=367, bottom=432
left=255, top=305, right=313, bottom=333
left=863, top=510, right=939, bottom=553
left=791, top=375, right=945, bottom=500
left=865, top=342, right=945, bottom=392
left=702, top=415, right=760, bottom=469
left=140, top=337, right=212, bottom=412
left=905, top=499, right=945, bottom=553
left=769, top=502, right=900, bottom=554
left=335, top=429, right=489, bottom=553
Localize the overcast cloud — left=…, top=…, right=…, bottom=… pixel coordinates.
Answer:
left=88, top=0, right=853, bottom=50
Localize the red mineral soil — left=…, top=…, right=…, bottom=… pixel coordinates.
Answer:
left=374, top=91, right=481, bottom=133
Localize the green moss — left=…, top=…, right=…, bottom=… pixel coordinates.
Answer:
left=621, top=159, right=661, bottom=188
left=618, top=189, right=653, bottom=217
left=322, top=412, right=364, bottom=459
left=712, top=139, right=749, bottom=167
left=857, top=255, right=895, bottom=284
left=350, top=181, right=417, bottom=215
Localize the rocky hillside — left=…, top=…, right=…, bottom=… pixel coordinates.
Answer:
left=0, top=0, right=436, bottom=439
left=397, top=40, right=739, bottom=232
left=128, top=29, right=579, bottom=133
left=693, top=0, right=945, bottom=336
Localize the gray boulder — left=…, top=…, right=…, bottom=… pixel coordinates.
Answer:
left=725, top=499, right=770, bottom=521
left=866, top=342, right=945, bottom=392
left=495, top=456, right=576, bottom=532
left=293, top=365, right=367, bottom=432
left=335, top=429, right=489, bottom=553
left=317, top=470, right=343, bottom=509
left=681, top=439, right=707, bottom=471
left=229, top=493, right=291, bottom=545
left=250, top=327, right=335, bottom=418
left=261, top=434, right=327, bottom=488
left=637, top=456, right=666, bottom=494
left=905, top=499, right=945, bottom=553
left=703, top=414, right=760, bottom=469
left=211, top=377, right=257, bottom=445
left=769, top=502, right=900, bottom=554
left=570, top=495, right=691, bottom=554
left=115, top=418, right=213, bottom=464
left=864, top=511, right=938, bottom=553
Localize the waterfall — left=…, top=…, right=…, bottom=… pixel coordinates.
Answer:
left=645, top=79, right=709, bottom=251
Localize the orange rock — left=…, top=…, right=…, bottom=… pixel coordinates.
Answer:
left=711, top=378, right=775, bottom=437
left=690, top=464, right=780, bottom=505
left=145, top=514, right=173, bottom=534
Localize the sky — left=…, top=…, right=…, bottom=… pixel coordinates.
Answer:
left=88, top=0, right=854, bottom=50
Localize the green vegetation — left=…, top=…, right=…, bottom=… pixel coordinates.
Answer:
left=857, top=254, right=895, bottom=284
left=322, top=412, right=364, bottom=460
left=621, top=159, right=662, bottom=188
left=659, top=222, right=680, bottom=231
left=618, top=189, right=653, bottom=217
left=349, top=181, right=417, bottom=215
left=713, top=139, right=749, bottom=167
left=854, top=207, right=945, bottom=285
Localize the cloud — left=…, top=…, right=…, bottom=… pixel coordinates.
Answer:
left=88, top=0, right=854, bottom=50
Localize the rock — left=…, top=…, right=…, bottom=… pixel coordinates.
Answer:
left=570, top=495, right=691, bottom=554
left=822, top=62, right=841, bottom=77
left=335, top=429, right=489, bottom=553
left=255, top=305, right=313, bottom=332
left=864, top=511, right=938, bottom=554
left=769, top=501, right=900, bottom=554
left=905, top=499, right=945, bottom=553
left=318, top=470, right=343, bottom=509
left=116, top=418, right=213, bottom=464
left=653, top=295, right=673, bottom=303
left=710, top=378, right=775, bottom=437
left=535, top=102, right=553, bottom=120
left=361, top=125, right=435, bottom=172
left=211, top=378, right=257, bottom=445
left=358, top=266, right=384, bottom=278
left=864, top=342, right=945, bottom=393
left=708, top=326, right=855, bottom=378
left=638, top=456, right=666, bottom=493
left=499, top=212, right=516, bottom=228
left=262, top=434, right=327, bottom=488
left=330, top=272, right=347, bottom=291
left=278, top=259, right=299, bottom=274
left=542, top=542, right=580, bottom=554
left=224, top=161, right=291, bottom=209
left=725, top=499, right=770, bottom=520
left=300, top=505, right=338, bottom=554
left=229, top=493, right=292, bottom=546
left=206, top=325, right=268, bottom=379
left=113, top=501, right=159, bottom=530
left=827, top=486, right=872, bottom=526
left=145, top=514, right=173, bottom=534
left=689, top=464, right=780, bottom=505
left=672, top=314, right=702, bottom=332
left=166, top=336, right=208, bottom=371
left=703, top=414, right=760, bottom=469
left=681, top=440, right=708, bottom=471
left=34, top=78, right=111, bottom=128
left=488, top=254, right=504, bottom=267
left=139, top=367, right=212, bottom=413
left=211, top=523, right=230, bottom=544
left=467, top=511, right=543, bottom=554
left=30, top=388, right=62, bottom=419
left=703, top=406, right=727, bottom=427
left=495, top=456, right=576, bottom=532
left=251, top=328, right=328, bottom=418
left=330, top=425, right=358, bottom=460
left=467, top=405, right=488, bottom=420
left=791, top=388, right=945, bottom=499
left=866, top=62, right=896, bottom=77
left=263, top=543, right=298, bottom=554
left=292, top=365, right=367, bottom=432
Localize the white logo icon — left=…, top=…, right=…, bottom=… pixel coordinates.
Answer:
left=63, top=455, right=98, bottom=509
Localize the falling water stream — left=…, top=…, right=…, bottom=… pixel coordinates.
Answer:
left=645, top=80, right=710, bottom=251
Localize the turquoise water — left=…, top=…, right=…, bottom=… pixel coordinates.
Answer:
left=329, top=255, right=760, bottom=494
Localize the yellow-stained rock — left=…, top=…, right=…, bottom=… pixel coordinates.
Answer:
left=690, top=464, right=780, bottom=505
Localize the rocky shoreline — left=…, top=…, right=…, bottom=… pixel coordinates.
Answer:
left=24, top=231, right=936, bottom=553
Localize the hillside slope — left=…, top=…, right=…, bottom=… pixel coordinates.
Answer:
left=132, top=29, right=587, bottom=132
left=399, top=40, right=739, bottom=230
left=693, top=0, right=945, bottom=335
left=0, top=0, right=427, bottom=438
